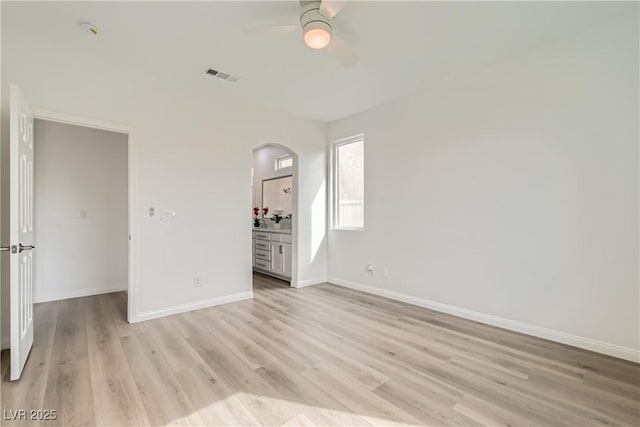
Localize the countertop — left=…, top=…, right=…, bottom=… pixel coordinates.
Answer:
left=252, top=228, right=292, bottom=234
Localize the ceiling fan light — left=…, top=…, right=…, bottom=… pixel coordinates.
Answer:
left=303, top=22, right=331, bottom=49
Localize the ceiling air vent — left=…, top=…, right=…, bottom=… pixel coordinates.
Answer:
left=204, top=68, right=239, bottom=83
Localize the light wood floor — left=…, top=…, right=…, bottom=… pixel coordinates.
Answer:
left=2, top=274, right=639, bottom=426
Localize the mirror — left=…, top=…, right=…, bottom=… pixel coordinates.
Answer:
left=262, top=175, right=293, bottom=217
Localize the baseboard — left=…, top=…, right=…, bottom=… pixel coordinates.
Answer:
left=133, top=291, right=253, bottom=323
left=328, top=277, right=640, bottom=363
left=294, top=277, right=327, bottom=288
left=34, top=286, right=127, bottom=304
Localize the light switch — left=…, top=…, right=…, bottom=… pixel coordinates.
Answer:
left=80, top=209, right=88, bottom=219
left=160, top=209, right=176, bottom=221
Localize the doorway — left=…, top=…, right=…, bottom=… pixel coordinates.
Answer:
left=251, top=144, right=298, bottom=290
left=33, top=119, right=129, bottom=304
left=0, top=91, right=137, bottom=382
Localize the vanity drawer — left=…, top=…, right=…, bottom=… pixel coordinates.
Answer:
left=253, top=231, right=270, bottom=241
left=254, top=259, right=270, bottom=270
left=254, top=239, right=270, bottom=250
left=281, top=234, right=292, bottom=243
left=255, top=249, right=270, bottom=260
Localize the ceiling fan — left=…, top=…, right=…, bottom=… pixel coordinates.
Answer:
left=249, top=0, right=358, bottom=67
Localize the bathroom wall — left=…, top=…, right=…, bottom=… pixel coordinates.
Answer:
left=252, top=145, right=293, bottom=228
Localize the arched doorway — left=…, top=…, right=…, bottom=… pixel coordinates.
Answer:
left=251, top=143, right=298, bottom=288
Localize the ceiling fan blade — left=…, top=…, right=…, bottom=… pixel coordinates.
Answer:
left=244, top=24, right=299, bottom=36
left=328, top=34, right=358, bottom=67
left=319, top=0, right=347, bottom=19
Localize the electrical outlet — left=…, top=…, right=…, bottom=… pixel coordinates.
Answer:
left=80, top=209, right=88, bottom=219
left=382, top=267, right=389, bottom=278
left=193, top=276, right=202, bottom=288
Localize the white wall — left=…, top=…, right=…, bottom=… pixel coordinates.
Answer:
left=1, top=17, right=328, bottom=333
left=33, top=120, right=128, bottom=303
left=327, top=15, right=639, bottom=361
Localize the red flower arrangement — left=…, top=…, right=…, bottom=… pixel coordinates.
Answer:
left=253, top=207, right=261, bottom=227
left=252, top=207, right=271, bottom=227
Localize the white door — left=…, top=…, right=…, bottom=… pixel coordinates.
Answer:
left=270, top=242, right=284, bottom=276
left=9, top=85, right=35, bottom=381
left=282, top=243, right=292, bottom=277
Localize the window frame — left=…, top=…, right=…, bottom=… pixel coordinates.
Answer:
left=331, top=133, right=365, bottom=231
left=275, top=154, right=293, bottom=171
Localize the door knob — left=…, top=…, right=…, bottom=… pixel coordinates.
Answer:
left=18, top=244, right=35, bottom=253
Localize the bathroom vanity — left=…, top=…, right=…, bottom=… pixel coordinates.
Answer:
left=252, top=229, right=292, bottom=281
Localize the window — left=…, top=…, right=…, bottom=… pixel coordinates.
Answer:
left=275, top=154, right=293, bottom=170
left=332, top=134, right=364, bottom=229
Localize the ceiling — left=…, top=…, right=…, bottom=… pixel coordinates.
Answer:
left=2, top=1, right=633, bottom=122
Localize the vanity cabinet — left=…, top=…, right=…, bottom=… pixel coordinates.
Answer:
left=270, top=242, right=292, bottom=277
left=252, top=230, right=292, bottom=281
